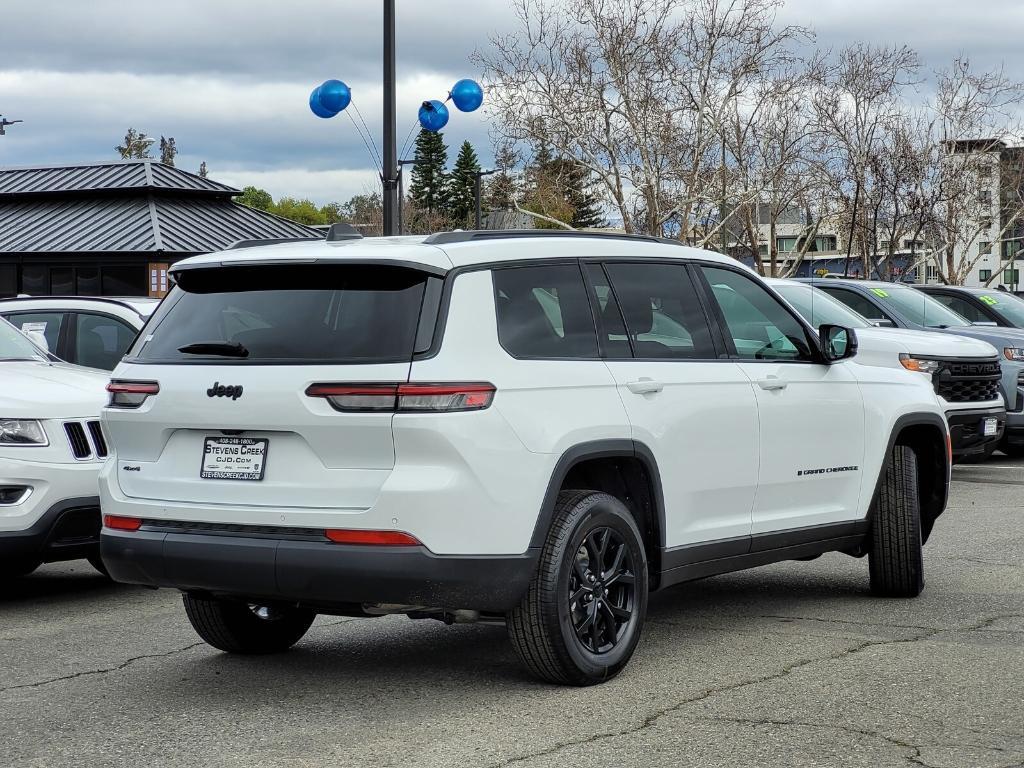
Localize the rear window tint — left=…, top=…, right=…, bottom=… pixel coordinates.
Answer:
left=130, top=265, right=433, bottom=364
left=493, top=264, right=598, bottom=359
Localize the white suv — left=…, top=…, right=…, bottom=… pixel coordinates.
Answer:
left=99, top=231, right=950, bottom=685
left=0, top=317, right=110, bottom=577
left=0, top=296, right=157, bottom=371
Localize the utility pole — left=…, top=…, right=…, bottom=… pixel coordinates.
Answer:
left=473, top=169, right=497, bottom=229
left=382, top=0, right=399, bottom=236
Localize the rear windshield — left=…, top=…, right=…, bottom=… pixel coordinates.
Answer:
left=129, top=264, right=435, bottom=364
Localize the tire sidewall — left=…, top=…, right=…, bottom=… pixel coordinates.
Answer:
left=553, top=495, right=648, bottom=680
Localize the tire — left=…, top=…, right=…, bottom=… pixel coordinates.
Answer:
left=507, top=490, right=648, bottom=686
left=87, top=555, right=110, bottom=577
left=182, top=593, right=316, bottom=654
left=0, top=558, right=39, bottom=579
left=869, top=445, right=924, bottom=597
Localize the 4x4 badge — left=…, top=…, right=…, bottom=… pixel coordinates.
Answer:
left=207, top=382, right=243, bottom=400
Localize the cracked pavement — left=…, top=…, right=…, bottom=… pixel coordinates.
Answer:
left=1, top=460, right=1022, bottom=767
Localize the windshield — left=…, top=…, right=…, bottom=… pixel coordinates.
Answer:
left=772, top=283, right=871, bottom=329
left=0, top=318, right=48, bottom=361
left=975, top=292, right=1024, bottom=326
left=871, top=286, right=971, bottom=328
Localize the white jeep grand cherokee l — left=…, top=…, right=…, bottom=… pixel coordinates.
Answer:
left=0, top=317, right=110, bottom=577
left=99, top=230, right=951, bottom=685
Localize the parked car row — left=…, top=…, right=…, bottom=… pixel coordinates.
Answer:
left=0, top=231, right=1018, bottom=686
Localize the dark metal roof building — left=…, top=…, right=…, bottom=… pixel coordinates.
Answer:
left=0, top=160, right=321, bottom=297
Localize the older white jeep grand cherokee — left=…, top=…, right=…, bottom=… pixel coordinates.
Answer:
left=99, top=230, right=950, bottom=685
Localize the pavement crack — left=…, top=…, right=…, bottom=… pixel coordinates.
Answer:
left=0, top=642, right=205, bottom=694
left=485, top=614, right=1013, bottom=768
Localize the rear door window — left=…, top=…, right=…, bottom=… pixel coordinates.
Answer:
left=130, top=265, right=435, bottom=364
left=818, top=287, right=892, bottom=323
left=601, top=263, right=717, bottom=359
left=930, top=293, right=986, bottom=323
left=492, top=264, right=598, bottom=359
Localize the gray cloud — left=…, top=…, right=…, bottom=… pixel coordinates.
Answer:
left=1, top=0, right=1021, bottom=204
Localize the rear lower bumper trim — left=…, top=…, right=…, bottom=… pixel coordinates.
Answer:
left=101, top=530, right=539, bottom=613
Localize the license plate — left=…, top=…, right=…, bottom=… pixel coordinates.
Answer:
left=201, top=437, right=268, bottom=481
left=983, top=418, right=998, bottom=437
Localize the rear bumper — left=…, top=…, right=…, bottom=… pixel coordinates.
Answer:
left=0, top=497, right=101, bottom=563
left=945, top=406, right=1005, bottom=457
left=101, top=528, right=539, bottom=613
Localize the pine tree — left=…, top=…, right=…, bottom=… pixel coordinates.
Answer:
left=523, top=146, right=604, bottom=229
left=408, top=129, right=449, bottom=215
left=564, top=162, right=604, bottom=228
left=447, top=141, right=482, bottom=226
left=159, top=136, right=177, bottom=166
left=485, top=145, right=518, bottom=211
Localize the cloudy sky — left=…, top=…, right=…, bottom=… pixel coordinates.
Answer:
left=1, top=0, right=1021, bottom=205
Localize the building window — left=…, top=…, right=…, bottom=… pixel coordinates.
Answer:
left=903, top=240, right=924, bottom=251
left=979, top=269, right=992, bottom=281
left=0, top=265, right=16, bottom=297
left=1002, top=241, right=1023, bottom=260
left=100, top=266, right=147, bottom=296
left=776, top=237, right=798, bottom=252
left=978, top=164, right=992, bottom=179
left=980, top=218, right=992, bottom=231
left=880, top=240, right=891, bottom=251
left=926, top=265, right=938, bottom=280
left=21, top=265, right=49, bottom=295
left=979, top=190, right=992, bottom=206
left=814, top=235, right=837, bottom=251
left=1004, top=268, right=1020, bottom=286
left=980, top=241, right=992, bottom=254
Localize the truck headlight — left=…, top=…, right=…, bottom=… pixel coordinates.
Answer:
left=899, top=355, right=941, bottom=375
left=0, top=419, right=48, bottom=445
left=1003, top=347, right=1024, bottom=362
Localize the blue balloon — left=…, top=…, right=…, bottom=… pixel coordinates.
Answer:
left=319, top=79, right=351, bottom=113
left=309, top=87, right=338, bottom=119
left=450, top=78, right=483, bottom=112
left=418, top=100, right=450, bottom=132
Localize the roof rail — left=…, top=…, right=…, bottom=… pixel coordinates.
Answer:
left=0, top=295, right=154, bottom=317
left=225, top=236, right=321, bottom=250
left=326, top=222, right=363, bottom=241
left=422, top=229, right=686, bottom=246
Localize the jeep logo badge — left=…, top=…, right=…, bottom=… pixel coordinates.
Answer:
left=207, top=382, right=244, bottom=400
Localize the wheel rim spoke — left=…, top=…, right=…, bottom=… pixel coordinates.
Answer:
left=567, top=525, right=637, bottom=655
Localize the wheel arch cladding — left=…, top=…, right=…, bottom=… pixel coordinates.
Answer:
left=531, top=439, right=665, bottom=580
left=884, top=414, right=949, bottom=543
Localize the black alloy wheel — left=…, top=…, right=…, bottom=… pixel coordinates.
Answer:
left=569, top=527, right=637, bottom=654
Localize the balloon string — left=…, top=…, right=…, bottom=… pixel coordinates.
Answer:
left=345, top=109, right=382, bottom=176
left=398, top=118, right=420, bottom=163
left=351, top=100, right=383, bottom=170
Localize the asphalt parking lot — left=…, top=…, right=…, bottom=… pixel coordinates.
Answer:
left=1, top=461, right=1022, bottom=768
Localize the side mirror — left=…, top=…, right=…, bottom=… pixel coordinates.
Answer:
left=25, top=330, right=49, bottom=353
left=872, top=318, right=895, bottom=328
left=819, top=324, right=857, bottom=362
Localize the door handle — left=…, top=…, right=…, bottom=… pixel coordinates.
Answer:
left=757, top=375, right=788, bottom=391
left=626, top=378, right=664, bottom=395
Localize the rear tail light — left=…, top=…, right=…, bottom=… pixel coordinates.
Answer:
left=107, top=380, right=160, bottom=409
left=325, top=529, right=421, bottom=546
left=104, top=514, right=142, bottom=531
left=306, top=382, right=495, bottom=413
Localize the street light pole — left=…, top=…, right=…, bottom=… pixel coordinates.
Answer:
left=473, top=169, right=497, bottom=229
left=382, top=0, right=399, bottom=236
left=397, top=159, right=418, bottom=235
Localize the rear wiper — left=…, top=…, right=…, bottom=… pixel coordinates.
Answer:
left=177, top=341, right=249, bottom=358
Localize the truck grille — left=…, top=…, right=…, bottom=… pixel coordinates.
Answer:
left=935, top=359, right=1001, bottom=403
left=63, top=420, right=108, bottom=460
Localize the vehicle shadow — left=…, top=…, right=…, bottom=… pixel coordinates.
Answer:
left=0, top=562, right=129, bottom=606
left=143, top=560, right=877, bottom=698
